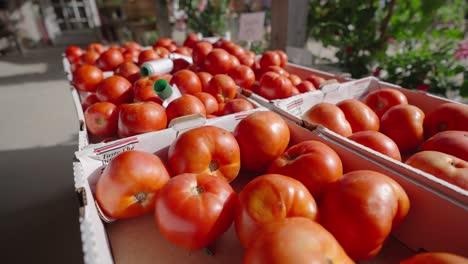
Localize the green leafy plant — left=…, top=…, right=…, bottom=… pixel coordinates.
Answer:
left=179, top=0, right=232, bottom=37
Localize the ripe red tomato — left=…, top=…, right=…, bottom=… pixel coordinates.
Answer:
left=65, top=45, right=83, bottom=64
left=174, top=46, right=192, bottom=56
left=87, top=42, right=105, bottom=54
left=296, top=80, right=316, bottom=93
left=288, top=74, right=302, bottom=86
left=132, top=76, right=170, bottom=104
left=244, top=217, right=354, bottom=264
left=320, top=170, right=410, bottom=261
left=97, top=48, right=124, bottom=71
left=153, top=37, right=175, bottom=49
left=268, top=140, right=343, bottom=200
left=275, top=50, right=288, bottom=68
left=421, top=130, right=468, bottom=161
left=205, top=74, right=237, bottom=104
left=400, top=252, right=468, bottom=264
left=138, top=49, right=160, bottom=66
left=122, top=41, right=142, bottom=51
left=170, top=69, right=202, bottom=95
left=222, top=41, right=244, bottom=57
left=380, top=104, right=425, bottom=153
left=233, top=111, right=290, bottom=172
left=363, top=88, right=408, bottom=118
left=221, top=98, right=255, bottom=115
left=155, top=172, right=236, bottom=250
left=114, top=62, right=140, bottom=83
left=165, top=94, right=207, bottom=124
left=73, top=64, right=104, bottom=92
left=96, top=150, right=171, bottom=219
left=205, top=48, right=233, bottom=74
left=259, top=51, right=281, bottom=71
left=423, top=102, right=468, bottom=138
left=258, top=72, right=294, bottom=100
left=213, top=38, right=227, bottom=48
left=304, top=102, right=353, bottom=137
left=80, top=50, right=100, bottom=65
left=117, top=102, right=167, bottom=138
left=265, top=66, right=289, bottom=76
left=337, top=99, right=380, bottom=132
left=192, top=41, right=213, bottom=67
left=228, top=65, right=255, bottom=89
left=235, top=174, right=318, bottom=248
left=168, top=126, right=240, bottom=182
left=348, top=131, right=402, bottom=161
left=305, top=74, right=326, bottom=89
left=196, top=71, right=213, bottom=91
left=153, top=46, right=170, bottom=58
left=122, top=48, right=140, bottom=63
left=238, top=51, right=255, bottom=67
left=193, top=92, right=219, bottom=115
left=96, top=75, right=133, bottom=105
left=81, top=93, right=99, bottom=111
left=406, top=151, right=468, bottom=190
left=183, top=33, right=199, bottom=48
left=84, top=102, right=119, bottom=137
left=230, top=54, right=241, bottom=69
left=171, top=58, right=191, bottom=74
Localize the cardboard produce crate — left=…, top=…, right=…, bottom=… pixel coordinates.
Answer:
left=73, top=108, right=467, bottom=264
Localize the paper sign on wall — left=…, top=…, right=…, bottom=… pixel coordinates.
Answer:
left=238, top=12, right=265, bottom=41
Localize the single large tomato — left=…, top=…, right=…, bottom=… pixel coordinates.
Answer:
left=421, top=130, right=468, bottom=161
left=405, top=151, right=468, bottom=190
left=303, top=102, right=353, bottom=137
left=400, top=252, right=468, bottom=264
left=114, top=61, right=140, bottom=83
left=97, top=48, right=124, bottom=71
left=80, top=50, right=100, bottom=65
left=233, top=111, right=290, bottom=172
left=96, top=75, right=133, bottom=105
left=305, top=74, right=326, bottom=89
left=320, top=170, right=410, bottom=261
left=235, top=174, right=318, bottom=248
left=165, top=94, right=207, bottom=124
left=337, top=99, right=380, bottom=132
left=117, top=102, right=167, bottom=138
left=65, top=45, right=83, bottom=64
left=205, top=48, right=233, bottom=74
left=73, top=64, right=104, bottom=92
left=348, top=131, right=402, bottom=161
left=170, top=69, right=202, bottom=95
left=243, top=217, right=354, bottom=264
left=192, top=41, right=213, bottom=67
left=380, top=104, right=425, bottom=154
left=257, top=72, right=294, bottom=100
left=238, top=51, right=255, bottom=67
left=296, top=80, right=316, bottom=93
left=96, top=150, right=171, bottom=219
left=138, top=49, right=160, bottom=66
left=228, top=65, right=255, bottom=89
left=84, top=101, right=119, bottom=137
left=363, top=88, right=408, bottom=118
left=423, top=102, right=468, bottom=138
left=267, top=140, right=343, bottom=200
left=193, top=92, right=219, bottom=115
left=259, top=51, right=281, bottom=71
left=205, top=74, right=237, bottom=105
left=221, top=98, right=255, bottom=115
left=168, top=126, right=240, bottom=182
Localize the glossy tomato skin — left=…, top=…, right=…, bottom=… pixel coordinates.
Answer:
left=235, top=174, right=318, bottom=248
left=73, top=64, right=104, bottom=92
left=205, top=48, right=233, bottom=74
left=122, top=48, right=140, bottom=63
left=275, top=50, right=288, bottom=68
left=168, top=126, right=240, bottom=182
left=244, top=217, right=354, bottom=264
left=170, top=70, right=202, bottom=95
left=84, top=102, right=119, bottom=137
left=380, top=104, right=425, bottom=154
left=296, top=80, right=316, bottom=93
left=348, top=131, right=402, bottom=161
left=193, top=92, right=219, bottom=115
left=421, top=130, right=468, bottom=161
left=233, top=111, right=290, bottom=172
left=155, top=173, right=236, bottom=250
left=288, top=74, right=302, bottom=86
left=97, top=48, right=124, bottom=71
left=259, top=51, right=281, bottom=71
left=192, top=41, right=213, bottom=67
left=117, top=102, right=167, bottom=138
left=96, top=76, right=133, bottom=105
left=65, top=45, right=83, bottom=64
left=221, top=98, right=254, bottom=115
left=153, top=37, right=175, bottom=49
left=337, top=99, right=380, bottom=132
left=165, top=94, right=207, bottom=124
left=320, top=170, right=410, bottom=261
left=80, top=50, right=100, bottom=65
left=153, top=46, right=170, bottom=58
left=400, top=252, right=468, bottom=264
left=238, top=51, right=255, bottom=67
left=205, top=74, right=237, bottom=104
left=138, top=49, right=160, bottom=66
left=96, top=150, right=171, bottom=219
left=87, top=42, right=105, bottom=54
left=258, top=72, right=294, bottom=100
left=114, top=61, right=140, bottom=83
left=197, top=71, right=213, bottom=92
left=423, top=102, right=468, bottom=138
left=122, top=41, right=142, bottom=51
left=268, top=140, right=343, bottom=200
left=265, top=66, right=289, bottom=77
left=183, top=33, right=199, bottom=48
left=363, top=88, right=408, bottom=118
left=304, top=102, right=353, bottom=137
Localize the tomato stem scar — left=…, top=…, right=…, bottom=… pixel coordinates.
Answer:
left=203, top=247, right=214, bottom=256
left=192, top=186, right=204, bottom=195
left=135, top=192, right=147, bottom=203
left=209, top=160, right=220, bottom=172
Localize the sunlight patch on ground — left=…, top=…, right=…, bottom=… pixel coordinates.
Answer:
left=0, top=61, right=48, bottom=78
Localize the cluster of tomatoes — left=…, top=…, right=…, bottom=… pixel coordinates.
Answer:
left=65, top=34, right=328, bottom=143
left=302, top=88, right=468, bottom=190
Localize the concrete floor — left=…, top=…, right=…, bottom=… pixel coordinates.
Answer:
left=0, top=47, right=84, bottom=263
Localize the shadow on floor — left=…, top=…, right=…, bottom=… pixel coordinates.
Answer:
left=0, top=144, right=84, bottom=264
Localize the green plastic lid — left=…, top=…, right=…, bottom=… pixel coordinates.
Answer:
left=153, top=79, right=173, bottom=100
left=140, top=64, right=152, bottom=77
